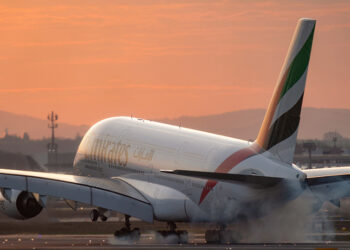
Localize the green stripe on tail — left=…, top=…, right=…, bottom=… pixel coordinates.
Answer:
left=280, top=27, right=315, bottom=100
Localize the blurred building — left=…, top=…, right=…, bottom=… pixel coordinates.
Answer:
left=0, top=150, right=46, bottom=172
left=45, top=152, right=75, bottom=173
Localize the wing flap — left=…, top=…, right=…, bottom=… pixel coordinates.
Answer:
left=0, top=169, right=153, bottom=223
left=161, top=170, right=283, bottom=188
left=91, top=188, right=150, bottom=219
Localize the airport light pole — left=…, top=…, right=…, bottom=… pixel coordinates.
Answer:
left=47, top=111, right=58, bottom=171
left=303, top=141, right=316, bottom=169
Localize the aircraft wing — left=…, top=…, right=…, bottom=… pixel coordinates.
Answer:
left=161, top=170, right=283, bottom=188
left=0, top=168, right=153, bottom=222
left=304, top=167, right=350, bottom=203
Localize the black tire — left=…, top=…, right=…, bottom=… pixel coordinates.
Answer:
left=219, top=230, right=240, bottom=244
left=114, top=227, right=140, bottom=242
left=90, top=209, right=99, bottom=222
left=131, top=228, right=141, bottom=241
left=178, top=230, right=188, bottom=244
left=100, top=215, right=108, bottom=222
left=205, top=230, right=220, bottom=244
left=155, top=230, right=182, bottom=244
left=115, top=227, right=131, bottom=237
left=219, top=230, right=231, bottom=244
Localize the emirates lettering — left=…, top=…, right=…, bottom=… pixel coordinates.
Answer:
left=89, top=136, right=129, bottom=167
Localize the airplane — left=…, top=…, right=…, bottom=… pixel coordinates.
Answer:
left=0, top=18, right=347, bottom=243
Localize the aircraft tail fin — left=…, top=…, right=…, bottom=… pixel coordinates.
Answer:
left=255, top=18, right=316, bottom=164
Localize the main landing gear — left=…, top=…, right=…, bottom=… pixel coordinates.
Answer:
left=156, top=222, right=188, bottom=244
left=90, top=208, right=109, bottom=222
left=205, top=225, right=241, bottom=244
left=114, top=215, right=141, bottom=242
left=113, top=218, right=188, bottom=244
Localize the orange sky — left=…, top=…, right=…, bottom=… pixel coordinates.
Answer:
left=0, top=0, right=349, bottom=125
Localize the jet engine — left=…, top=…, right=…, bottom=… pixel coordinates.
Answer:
left=0, top=189, right=43, bottom=220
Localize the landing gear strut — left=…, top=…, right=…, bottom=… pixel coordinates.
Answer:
left=205, top=225, right=241, bottom=244
left=114, top=215, right=140, bottom=242
left=156, top=222, right=188, bottom=244
left=90, top=209, right=99, bottom=222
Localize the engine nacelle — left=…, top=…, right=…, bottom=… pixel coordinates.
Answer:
left=0, top=189, right=43, bottom=220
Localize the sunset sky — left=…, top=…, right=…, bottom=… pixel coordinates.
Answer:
left=0, top=0, right=349, bottom=125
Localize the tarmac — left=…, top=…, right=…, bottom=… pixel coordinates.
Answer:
left=1, top=200, right=350, bottom=249
left=2, top=234, right=350, bottom=250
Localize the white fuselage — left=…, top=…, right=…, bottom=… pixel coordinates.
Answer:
left=73, top=117, right=306, bottom=223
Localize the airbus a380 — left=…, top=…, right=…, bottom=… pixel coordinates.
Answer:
left=0, top=18, right=347, bottom=243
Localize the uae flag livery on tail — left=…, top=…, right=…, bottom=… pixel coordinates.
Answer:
left=198, top=19, right=316, bottom=205
left=256, top=18, right=316, bottom=164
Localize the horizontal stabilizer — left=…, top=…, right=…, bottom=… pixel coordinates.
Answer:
left=305, top=168, right=350, bottom=203
left=161, top=170, right=283, bottom=188
left=306, top=174, right=350, bottom=186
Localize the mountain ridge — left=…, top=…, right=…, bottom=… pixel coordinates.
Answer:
left=159, top=107, right=350, bottom=140
left=0, top=110, right=89, bottom=139
left=1, top=108, right=350, bottom=139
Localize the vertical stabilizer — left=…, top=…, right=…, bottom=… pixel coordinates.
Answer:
left=256, top=18, right=316, bottom=164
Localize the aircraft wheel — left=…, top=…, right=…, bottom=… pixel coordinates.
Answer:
left=205, top=229, right=240, bottom=244
left=90, top=209, right=99, bottom=222
left=219, top=229, right=234, bottom=244
left=205, top=230, right=220, bottom=244
left=178, top=230, right=188, bottom=244
left=155, top=230, right=188, bottom=244
left=131, top=228, right=141, bottom=241
left=100, top=215, right=108, bottom=222
left=114, top=227, right=140, bottom=242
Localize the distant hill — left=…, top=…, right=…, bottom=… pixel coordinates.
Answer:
left=0, top=110, right=89, bottom=139
left=160, top=108, right=350, bottom=140
left=1, top=108, right=350, bottom=139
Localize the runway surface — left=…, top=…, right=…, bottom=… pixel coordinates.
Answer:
left=2, top=234, right=350, bottom=250
left=2, top=200, right=350, bottom=249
